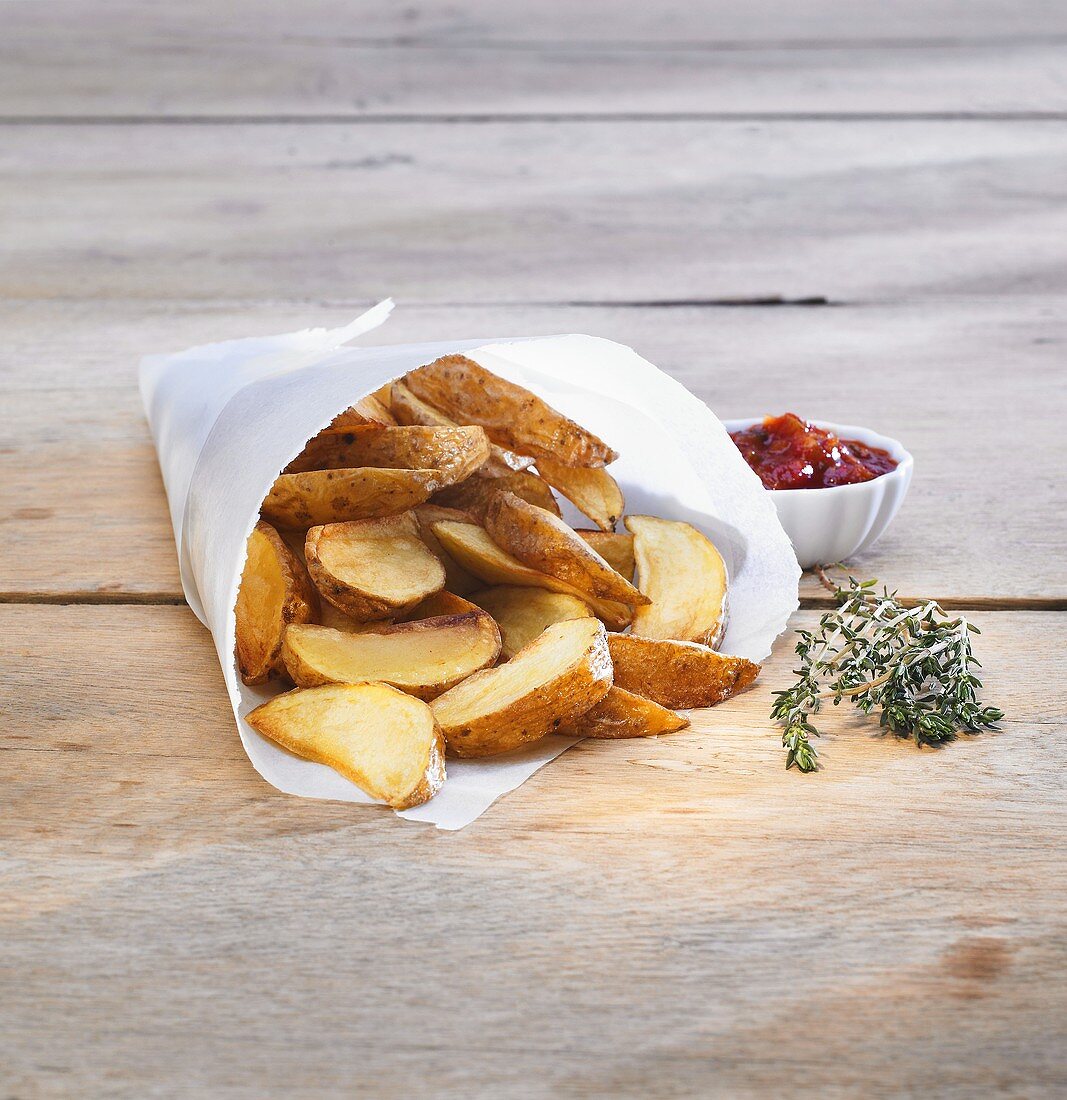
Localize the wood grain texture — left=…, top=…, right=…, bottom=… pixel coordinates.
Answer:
left=2, top=605, right=1064, bottom=1096
left=4, top=31, right=1065, bottom=118
left=6, top=0, right=1067, bottom=52
left=2, top=297, right=1064, bottom=604
left=3, top=121, right=1067, bottom=302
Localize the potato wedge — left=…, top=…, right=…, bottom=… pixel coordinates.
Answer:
left=399, top=588, right=482, bottom=621
left=285, top=425, right=490, bottom=488
left=433, top=468, right=560, bottom=521
left=327, top=394, right=396, bottom=430
left=282, top=611, right=501, bottom=700
left=246, top=683, right=444, bottom=809
left=413, top=504, right=480, bottom=595
left=404, top=355, right=618, bottom=467
left=469, top=585, right=593, bottom=659
left=431, top=519, right=632, bottom=630
left=306, top=512, right=445, bottom=621
left=262, top=467, right=439, bottom=528
left=235, top=521, right=319, bottom=685
left=431, top=616, right=612, bottom=757
left=390, top=381, right=533, bottom=477
left=318, top=602, right=391, bottom=633
left=560, top=686, right=688, bottom=739
left=485, top=491, right=648, bottom=608
left=536, top=457, right=624, bottom=532
left=607, top=635, right=759, bottom=709
left=627, top=515, right=729, bottom=648
left=576, top=531, right=635, bottom=581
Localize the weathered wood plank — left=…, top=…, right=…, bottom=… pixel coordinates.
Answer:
left=2, top=605, right=1063, bottom=1095
left=3, top=121, right=1066, bottom=303
left=2, top=298, right=1064, bottom=604
left=8, top=0, right=1067, bottom=51
left=4, top=34, right=1065, bottom=118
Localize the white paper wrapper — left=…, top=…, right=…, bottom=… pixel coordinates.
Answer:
left=140, top=302, right=800, bottom=829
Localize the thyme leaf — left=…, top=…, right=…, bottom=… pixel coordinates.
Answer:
left=772, top=570, right=1003, bottom=772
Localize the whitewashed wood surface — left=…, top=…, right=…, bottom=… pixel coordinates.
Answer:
left=2, top=3, right=1065, bottom=1096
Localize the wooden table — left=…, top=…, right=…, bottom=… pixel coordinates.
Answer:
left=3, top=4, right=1066, bottom=1095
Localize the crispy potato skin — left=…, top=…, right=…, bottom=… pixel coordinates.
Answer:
left=485, top=491, right=648, bottom=607
left=389, top=381, right=533, bottom=477
left=262, top=467, right=439, bottom=528
left=245, top=683, right=445, bottom=809
left=561, top=686, right=689, bottom=739
left=433, top=468, right=560, bottom=522
left=431, top=617, right=613, bottom=758
left=399, top=588, right=483, bottom=621
left=235, top=520, right=318, bottom=685
left=284, top=425, right=490, bottom=486
left=607, top=635, right=759, bottom=709
left=282, top=611, right=501, bottom=699
left=404, top=355, right=618, bottom=467
left=575, top=531, right=635, bottom=580
left=431, top=519, right=632, bottom=630
left=536, top=458, right=624, bottom=532
left=305, top=513, right=446, bottom=621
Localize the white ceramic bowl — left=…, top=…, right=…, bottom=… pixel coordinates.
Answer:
left=723, top=418, right=914, bottom=569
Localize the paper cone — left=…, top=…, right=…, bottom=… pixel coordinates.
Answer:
left=140, top=304, right=800, bottom=829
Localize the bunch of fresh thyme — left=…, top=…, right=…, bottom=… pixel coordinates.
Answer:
left=771, top=570, right=1003, bottom=772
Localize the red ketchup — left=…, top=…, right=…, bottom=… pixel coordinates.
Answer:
left=730, top=413, right=898, bottom=490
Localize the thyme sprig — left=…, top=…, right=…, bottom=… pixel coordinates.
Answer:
left=771, top=570, right=1003, bottom=772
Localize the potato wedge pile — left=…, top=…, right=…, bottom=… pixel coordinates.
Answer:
left=239, top=356, right=760, bottom=810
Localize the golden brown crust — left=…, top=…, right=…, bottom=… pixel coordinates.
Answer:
left=535, top=458, right=624, bottom=532
left=404, top=355, right=618, bottom=467
left=561, top=686, right=688, bottom=739
left=326, top=394, right=397, bottom=430
left=575, top=531, right=636, bottom=580
left=305, top=513, right=446, bottom=621
left=262, top=467, right=439, bottom=528
left=389, top=380, right=533, bottom=477
left=607, top=634, right=759, bottom=709
left=431, top=617, right=612, bottom=758
left=433, top=468, right=560, bottom=522
left=284, top=424, right=490, bottom=486
left=430, top=519, right=633, bottom=630
left=485, top=491, right=648, bottom=607
left=235, top=520, right=318, bottom=685
left=282, top=611, right=501, bottom=699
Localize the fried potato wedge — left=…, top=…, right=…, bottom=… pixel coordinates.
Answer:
left=469, top=585, right=593, bottom=659
left=536, top=457, right=624, bottom=532
left=626, top=515, right=729, bottom=648
left=285, top=425, right=490, bottom=488
left=306, top=512, right=446, bottom=621
left=433, top=468, right=560, bottom=521
left=431, top=520, right=632, bottom=630
left=390, top=381, right=533, bottom=477
left=413, top=504, right=480, bottom=595
left=235, top=521, right=319, bottom=685
left=576, top=530, right=635, bottom=580
left=431, top=616, right=612, bottom=757
left=485, top=491, right=648, bottom=608
left=561, top=686, right=688, bottom=739
left=246, top=683, right=445, bottom=809
left=327, top=394, right=396, bottom=430
left=262, top=467, right=439, bottom=528
left=282, top=611, right=501, bottom=700
left=318, top=602, right=390, bottom=633
left=399, top=588, right=482, bottom=621
left=607, top=634, right=759, bottom=709
left=404, top=355, right=618, bottom=467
